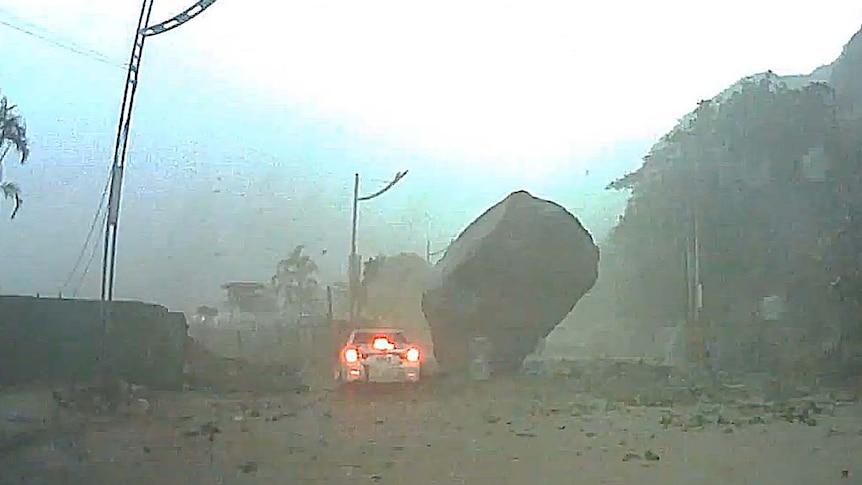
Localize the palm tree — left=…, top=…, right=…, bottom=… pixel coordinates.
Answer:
left=0, top=95, right=29, bottom=219
left=272, top=245, right=319, bottom=319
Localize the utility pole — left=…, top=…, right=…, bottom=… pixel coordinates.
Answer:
left=101, top=0, right=220, bottom=304
left=98, top=0, right=220, bottom=384
left=348, top=170, right=409, bottom=325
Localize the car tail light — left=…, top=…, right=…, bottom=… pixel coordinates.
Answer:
left=405, top=347, right=420, bottom=362
left=343, top=347, right=360, bottom=363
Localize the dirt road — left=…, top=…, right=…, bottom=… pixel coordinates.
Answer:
left=2, top=376, right=861, bottom=485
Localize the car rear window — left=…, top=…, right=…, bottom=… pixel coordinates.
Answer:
left=353, top=331, right=407, bottom=344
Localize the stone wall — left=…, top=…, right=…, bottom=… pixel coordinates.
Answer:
left=0, top=296, right=187, bottom=390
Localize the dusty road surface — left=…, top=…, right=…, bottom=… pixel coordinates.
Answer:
left=2, top=375, right=861, bottom=485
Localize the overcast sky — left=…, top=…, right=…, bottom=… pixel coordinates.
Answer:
left=0, top=0, right=860, bottom=310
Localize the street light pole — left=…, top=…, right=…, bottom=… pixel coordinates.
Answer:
left=101, top=0, right=220, bottom=303
left=348, top=170, right=409, bottom=324
left=348, top=173, right=360, bottom=323
left=98, top=0, right=220, bottom=385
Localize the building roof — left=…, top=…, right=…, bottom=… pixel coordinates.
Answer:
left=221, top=282, right=266, bottom=290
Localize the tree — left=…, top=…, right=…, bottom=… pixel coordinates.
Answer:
left=0, top=95, right=29, bottom=220
left=272, top=245, right=319, bottom=318
left=606, top=74, right=842, bottom=326
left=359, top=255, right=386, bottom=315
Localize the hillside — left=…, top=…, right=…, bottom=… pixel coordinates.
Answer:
left=551, top=25, right=862, bottom=371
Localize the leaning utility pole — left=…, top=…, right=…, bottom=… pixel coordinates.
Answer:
left=347, top=170, right=409, bottom=324
left=98, top=0, right=220, bottom=380
left=101, top=0, right=220, bottom=303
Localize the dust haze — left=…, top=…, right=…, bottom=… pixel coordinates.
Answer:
left=1, top=2, right=862, bottom=484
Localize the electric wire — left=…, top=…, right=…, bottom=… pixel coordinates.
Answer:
left=0, top=15, right=127, bottom=70
left=72, top=206, right=108, bottom=297
left=60, top=170, right=112, bottom=295
left=0, top=10, right=124, bottom=297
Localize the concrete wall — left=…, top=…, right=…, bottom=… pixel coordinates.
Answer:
left=0, top=296, right=187, bottom=390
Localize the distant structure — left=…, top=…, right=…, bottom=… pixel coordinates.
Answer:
left=220, top=282, right=276, bottom=329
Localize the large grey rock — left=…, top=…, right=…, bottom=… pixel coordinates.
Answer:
left=422, top=190, right=599, bottom=373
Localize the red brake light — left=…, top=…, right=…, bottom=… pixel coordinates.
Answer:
left=405, top=347, right=420, bottom=362
left=343, top=347, right=359, bottom=363
left=372, top=337, right=395, bottom=351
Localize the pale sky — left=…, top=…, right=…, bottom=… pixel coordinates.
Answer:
left=0, top=0, right=860, bottom=309
left=4, top=0, right=860, bottom=174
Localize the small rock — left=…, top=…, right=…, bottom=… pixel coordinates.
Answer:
left=514, top=431, right=537, bottom=438
left=660, top=413, right=674, bottom=428
left=688, top=413, right=707, bottom=428
left=623, top=452, right=641, bottom=461
left=585, top=432, right=597, bottom=438
left=645, top=450, right=660, bottom=461
left=842, top=470, right=849, bottom=478
left=484, top=415, right=501, bottom=424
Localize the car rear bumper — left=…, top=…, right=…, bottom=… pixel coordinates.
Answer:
left=340, top=362, right=420, bottom=383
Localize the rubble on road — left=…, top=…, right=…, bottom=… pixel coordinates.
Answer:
left=183, top=337, right=306, bottom=393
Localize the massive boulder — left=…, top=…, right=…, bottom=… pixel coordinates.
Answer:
left=422, top=190, right=599, bottom=373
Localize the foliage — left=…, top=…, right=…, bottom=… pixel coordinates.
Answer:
left=606, top=72, right=858, bottom=326
left=195, top=305, right=219, bottom=318
left=272, top=245, right=319, bottom=314
left=358, top=255, right=386, bottom=312
left=0, top=95, right=29, bottom=219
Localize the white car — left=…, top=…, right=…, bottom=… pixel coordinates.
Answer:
left=335, top=328, right=423, bottom=384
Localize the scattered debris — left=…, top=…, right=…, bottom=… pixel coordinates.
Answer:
left=645, top=450, right=661, bottom=461
left=483, top=414, right=501, bottom=424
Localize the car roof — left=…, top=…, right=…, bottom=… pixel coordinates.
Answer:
left=350, top=327, right=406, bottom=334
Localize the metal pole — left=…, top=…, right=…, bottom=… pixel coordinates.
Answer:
left=96, top=0, right=220, bottom=398
left=101, top=0, right=220, bottom=303
left=98, top=0, right=154, bottom=384
left=349, top=173, right=359, bottom=324
left=101, top=0, right=154, bottom=303
left=347, top=170, right=409, bottom=324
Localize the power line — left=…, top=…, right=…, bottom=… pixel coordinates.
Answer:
left=0, top=16, right=128, bottom=70
left=1, top=9, right=125, bottom=297
left=72, top=207, right=108, bottom=298
left=60, top=170, right=112, bottom=296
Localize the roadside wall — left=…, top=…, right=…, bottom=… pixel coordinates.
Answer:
left=0, top=296, right=187, bottom=390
